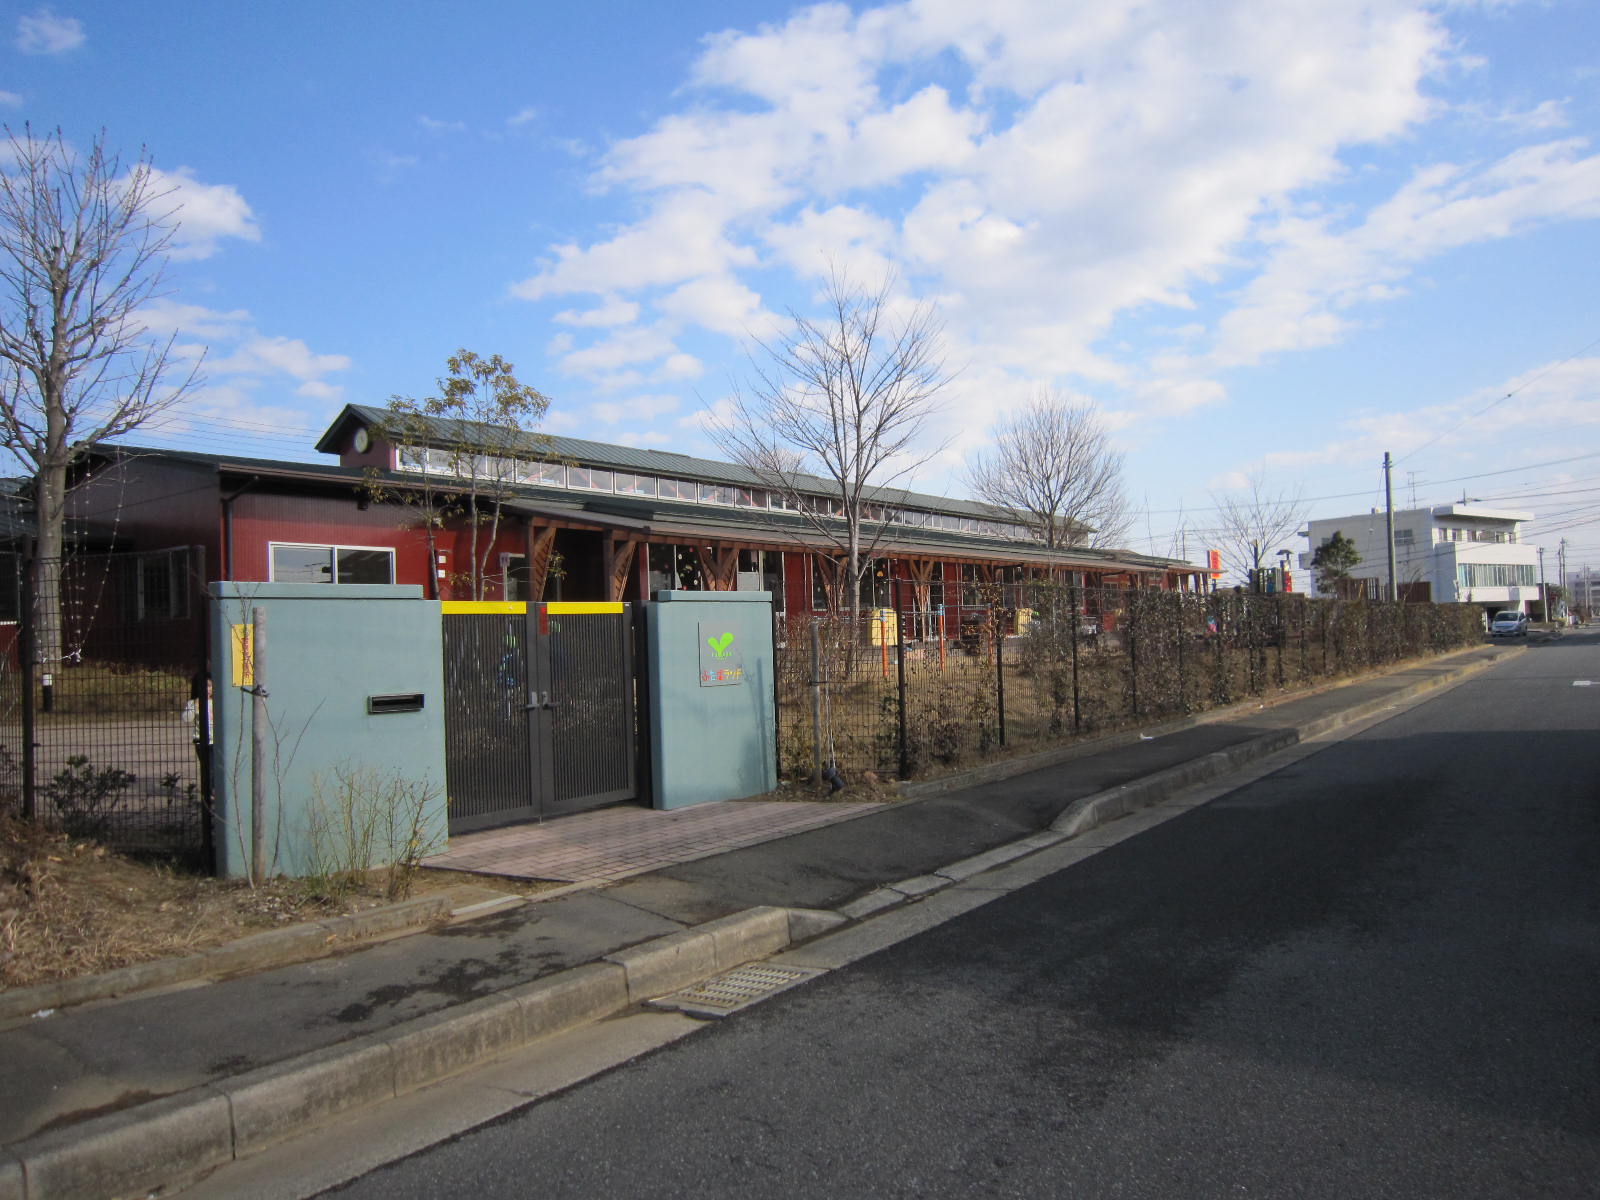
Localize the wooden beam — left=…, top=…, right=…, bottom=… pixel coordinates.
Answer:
left=705, top=546, right=739, bottom=591
left=527, top=526, right=557, bottom=602
left=608, top=540, right=639, bottom=603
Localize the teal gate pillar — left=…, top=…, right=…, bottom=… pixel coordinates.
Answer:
left=209, top=583, right=447, bottom=879
left=645, top=591, right=776, bottom=809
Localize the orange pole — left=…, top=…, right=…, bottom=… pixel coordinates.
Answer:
left=881, top=614, right=890, bottom=679
left=938, top=610, right=946, bottom=670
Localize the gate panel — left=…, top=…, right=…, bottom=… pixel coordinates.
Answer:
left=442, top=601, right=637, bottom=833
left=546, top=605, right=636, bottom=813
left=442, top=611, right=538, bottom=833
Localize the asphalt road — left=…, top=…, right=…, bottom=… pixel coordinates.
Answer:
left=323, top=635, right=1600, bottom=1199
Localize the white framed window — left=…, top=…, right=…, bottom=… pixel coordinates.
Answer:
left=615, top=472, right=657, bottom=497
left=269, top=543, right=395, bottom=585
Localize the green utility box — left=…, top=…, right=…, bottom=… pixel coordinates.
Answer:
left=208, top=583, right=447, bottom=879
left=645, top=591, right=776, bottom=809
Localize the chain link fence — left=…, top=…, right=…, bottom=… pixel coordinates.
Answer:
left=776, top=585, right=1485, bottom=783
left=0, top=547, right=211, bottom=863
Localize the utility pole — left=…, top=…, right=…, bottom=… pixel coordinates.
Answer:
left=1558, top=538, right=1569, bottom=622
left=1537, top=545, right=1547, bottom=622
left=1384, top=451, right=1397, bottom=601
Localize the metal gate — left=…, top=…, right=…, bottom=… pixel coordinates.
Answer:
left=441, top=601, right=638, bottom=833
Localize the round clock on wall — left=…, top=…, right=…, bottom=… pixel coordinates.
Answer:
left=352, top=427, right=371, bottom=453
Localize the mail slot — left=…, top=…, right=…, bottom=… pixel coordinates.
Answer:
left=367, top=693, right=425, bottom=715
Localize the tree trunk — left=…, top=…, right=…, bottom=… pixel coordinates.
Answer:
left=31, top=459, right=67, bottom=667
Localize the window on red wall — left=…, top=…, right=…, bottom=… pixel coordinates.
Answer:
left=270, top=543, right=395, bottom=585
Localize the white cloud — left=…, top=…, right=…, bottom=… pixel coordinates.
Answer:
left=1206, top=138, right=1600, bottom=371
left=16, top=9, right=83, bottom=55
left=612, top=430, right=674, bottom=447
left=655, top=276, right=768, bottom=337
left=508, top=106, right=539, bottom=128
left=210, top=335, right=351, bottom=383
left=418, top=115, right=467, bottom=135
left=510, top=0, right=1600, bottom=495
left=656, top=353, right=704, bottom=381
left=137, top=299, right=252, bottom=340
left=556, top=323, right=680, bottom=376
left=141, top=166, right=261, bottom=260
left=0, top=91, right=22, bottom=107
left=589, top=394, right=681, bottom=424
left=554, top=296, right=640, bottom=328
left=131, top=310, right=354, bottom=441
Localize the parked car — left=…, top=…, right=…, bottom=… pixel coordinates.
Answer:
left=1489, top=610, right=1529, bottom=637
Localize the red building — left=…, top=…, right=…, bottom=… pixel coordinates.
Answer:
left=64, top=405, right=1205, bottom=624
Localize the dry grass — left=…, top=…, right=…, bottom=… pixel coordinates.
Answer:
left=0, top=816, right=543, bottom=991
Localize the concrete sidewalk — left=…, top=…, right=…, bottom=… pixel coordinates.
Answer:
left=0, top=642, right=1521, bottom=1200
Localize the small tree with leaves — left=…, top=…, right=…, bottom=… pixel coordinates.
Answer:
left=365, top=350, right=549, bottom=600
left=0, top=126, right=200, bottom=663
left=1311, top=530, right=1362, bottom=597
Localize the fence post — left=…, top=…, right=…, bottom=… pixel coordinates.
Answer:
left=809, top=619, right=823, bottom=784
left=250, top=606, right=268, bottom=884
left=1176, top=591, right=1188, bottom=713
left=1128, top=592, right=1140, bottom=718
left=19, top=556, right=35, bottom=820
left=1070, top=576, right=1081, bottom=732
left=894, top=577, right=909, bottom=778
left=993, top=604, right=1006, bottom=748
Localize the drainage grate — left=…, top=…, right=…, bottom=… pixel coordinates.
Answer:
left=648, top=963, right=821, bottom=1018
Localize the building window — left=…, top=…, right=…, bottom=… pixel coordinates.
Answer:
left=1393, top=529, right=1415, bottom=546
left=1456, top=562, right=1537, bottom=589
left=699, top=483, right=736, bottom=506
left=270, top=543, right=395, bottom=585
left=567, top=467, right=613, bottom=492
left=136, top=549, right=189, bottom=620
left=658, top=477, right=696, bottom=502
left=615, top=472, right=657, bottom=497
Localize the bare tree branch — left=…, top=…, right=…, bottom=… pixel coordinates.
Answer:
left=1207, top=472, right=1307, bottom=586
left=964, top=389, right=1130, bottom=550
left=0, top=124, right=202, bottom=660
left=709, top=268, right=948, bottom=620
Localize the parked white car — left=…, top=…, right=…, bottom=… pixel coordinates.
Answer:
left=1489, top=610, right=1529, bottom=637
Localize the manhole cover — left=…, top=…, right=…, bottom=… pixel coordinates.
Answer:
left=648, top=963, right=820, bottom=1018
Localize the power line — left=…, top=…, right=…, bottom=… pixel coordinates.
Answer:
left=1393, top=332, right=1600, bottom=467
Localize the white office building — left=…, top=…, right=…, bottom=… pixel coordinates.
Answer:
left=1300, top=505, right=1539, bottom=617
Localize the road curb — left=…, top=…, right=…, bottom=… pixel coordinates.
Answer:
left=0, top=889, right=505, bottom=1026
left=1051, top=650, right=1501, bottom=840
left=1, top=907, right=794, bottom=1200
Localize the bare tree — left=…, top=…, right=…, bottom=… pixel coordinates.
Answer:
left=363, top=350, right=550, bottom=600
left=711, top=270, right=948, bottom=622
left=0, top=126, right=199, bottom=660
left=1207, top=472, right=1307, bottom=587
left=965, top=390, right=1131, bottom=550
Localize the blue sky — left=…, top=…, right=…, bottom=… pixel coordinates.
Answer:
left=5, top=1, right=1600, bottom=574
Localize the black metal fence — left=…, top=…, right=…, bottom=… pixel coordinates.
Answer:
left=2, top=547, right=211, bottom=863
left=775, top=585, right=1486, bottom=782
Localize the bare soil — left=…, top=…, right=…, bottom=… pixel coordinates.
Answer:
left=0, top=817, right=546, bottom=991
